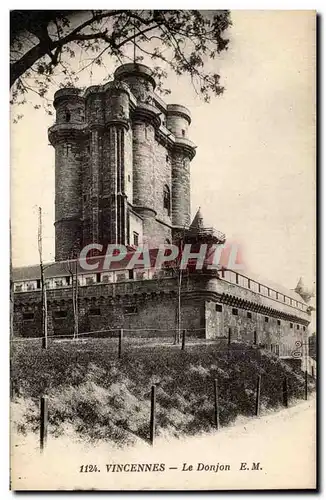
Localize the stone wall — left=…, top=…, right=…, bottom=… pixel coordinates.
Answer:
left=13, top=273, right=310, bottom=351
left=204, top=299, right=306, bottom=356
left=124, top=127, right=133, bottom=203
left=132, top=121, right=155, bottom=209
left=171, top=151, right=191, bottom=228
left=153, top=141, right=172, bottom=224
left=49, top=65, right=196, bottom=260
left=54, top=140, right=84, bottom=259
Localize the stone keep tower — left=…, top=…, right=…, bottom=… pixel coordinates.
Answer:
left=48, top=63, right=196, bottom=261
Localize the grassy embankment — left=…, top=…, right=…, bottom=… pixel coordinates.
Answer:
left=11, top=338, right=315, bottom=446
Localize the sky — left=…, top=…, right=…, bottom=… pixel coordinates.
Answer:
left=10, top=10, right=316, bottom=291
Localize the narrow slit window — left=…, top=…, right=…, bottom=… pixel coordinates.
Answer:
left=54, top=310, right=67, bottom=319
left=23, top=312, right=34, bottom=321
left=163, top=185, right=171, bottom=216
left=124, top=305, right=137, bottom=315
left=89, top=308, right=101, bottom=316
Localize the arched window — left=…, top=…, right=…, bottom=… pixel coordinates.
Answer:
left=163, top=185, right=171, bottom=216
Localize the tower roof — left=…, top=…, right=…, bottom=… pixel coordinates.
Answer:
left=294, top=277, right=313, bottom=303
left=186, top=207, right=226, bottom=244
left=295, top=277, right=305, bottom=293
left=189, top=207, right=205, bottom=231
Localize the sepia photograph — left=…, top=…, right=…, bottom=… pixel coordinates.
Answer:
left=9, top=8, right=316, bottom=491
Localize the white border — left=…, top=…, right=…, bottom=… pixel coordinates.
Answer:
left=3, top=3, right=323, bottom=498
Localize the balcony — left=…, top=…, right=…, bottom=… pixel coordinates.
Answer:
left=186, top=226, right=226, bottom=244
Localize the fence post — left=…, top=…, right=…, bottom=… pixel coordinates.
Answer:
left=214, top=379, right=219, bottom=430
left=304, top=370, right=308, bottom=400
left=150, top=385, right=156, bottom=446
left=255, top=374, right=261, bottom=416
left=181, top=329, right=186, bottom=351
left=40, top=395, right=48, bottom=453
left=227, top=328, right=232, bottom=361
left=282, top=376, right=288, bottom=408
left=118, top=328, right=123, bottom=359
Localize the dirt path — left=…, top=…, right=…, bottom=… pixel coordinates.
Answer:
left=11, top=397, right=316, bottom=491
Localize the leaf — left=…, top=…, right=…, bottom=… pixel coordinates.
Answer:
left=10, top=9, right=232, bottom=113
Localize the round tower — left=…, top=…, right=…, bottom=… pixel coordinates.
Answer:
left=114, top=63, right=156, bottom=102
left=101, top=81, right=131, bottom=245
left=167, top=104, right=190, bottom=138
left=48, top=88, right=86, bottom=261
left=114, top=64, right=161, bottom=246
left=83, top=86, right=104, bottom=249
left=167, top=104, right=196, bottom=232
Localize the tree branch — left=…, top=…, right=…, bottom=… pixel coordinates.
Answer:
left=10, top=9, right=231, bottom=105
left=11, top=42, right=53, bottom=87
left=10, top=10, right=124, bottom=87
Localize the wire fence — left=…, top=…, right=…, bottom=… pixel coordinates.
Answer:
left=11, top=325, right=316, bottom=453
left=9, top=329, right=268, bottom=361
left=11, top=327, right=317, bottom=382
left=36, top=372, right=309, bottom=452
left=10, top=327, right=313, bottom=361
left=10, top=327, right=209, bottom=342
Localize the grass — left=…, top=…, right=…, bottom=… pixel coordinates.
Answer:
left=10, top=337, right=315, bottom=447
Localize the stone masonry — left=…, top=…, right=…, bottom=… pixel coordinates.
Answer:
left=48, top=63, right=196, bottom=260
left=13, top=63, right=312, bottom=359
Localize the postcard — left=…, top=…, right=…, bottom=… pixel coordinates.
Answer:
left=10, top=9, right=316, bottom=491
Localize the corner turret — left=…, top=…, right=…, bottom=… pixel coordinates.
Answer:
left=186, top=207, right=226, bottom=245
left=295, top=277, right=314, bottom=303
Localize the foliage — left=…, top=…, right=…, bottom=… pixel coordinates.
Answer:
left=10, top=10, right=232, bottom=119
